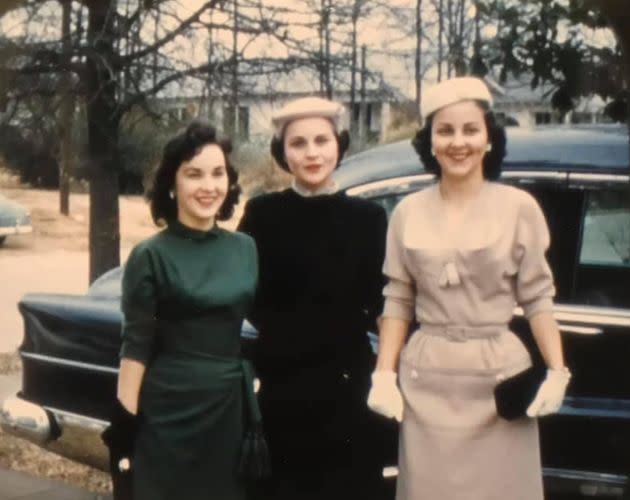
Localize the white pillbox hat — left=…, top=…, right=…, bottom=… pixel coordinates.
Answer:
left=271, top=97, right=345, bottom=138
left=421, top=77, right=493, bottom=120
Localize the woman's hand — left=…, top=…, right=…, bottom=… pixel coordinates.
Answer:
left=526, top=367, right=571, bottom=417
left=367, top=370, right=404, bottom=422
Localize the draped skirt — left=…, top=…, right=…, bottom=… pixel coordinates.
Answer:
left=133, top=353, right=247, bottom=500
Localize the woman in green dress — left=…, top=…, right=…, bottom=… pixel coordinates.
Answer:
left=113, top=122, right=259, bottom=500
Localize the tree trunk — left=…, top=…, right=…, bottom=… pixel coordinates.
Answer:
left=415, top=0, right=423, bottom=118
left=438, top=0, right=443, bottom=81
left=58, top=0, right=72, bottom=215
left=231, top=0, right=239, bottom=139
left=86, top=0, right=121, bottom=283
left=350, top=7, right=358, bottom=135
left=358, top=44, right=367, bottom=147
left=324, top=0, right=332, bottom=99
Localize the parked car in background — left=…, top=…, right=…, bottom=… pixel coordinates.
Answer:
left=0, top=193, right=32, bottom=245
left=2, top=125, right=630, bottom=499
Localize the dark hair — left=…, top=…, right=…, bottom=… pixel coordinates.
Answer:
left=411, top=103, right=507, bottom=180
left=270, top=127, right=350, bottom=172
left=147, top=121, right=241, bottom=226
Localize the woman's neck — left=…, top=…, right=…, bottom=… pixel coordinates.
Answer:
left=292, top=178, right=339, bottom=197
left=438, top=172, right=485, bottom=205
left=177, top=215, right=215, bottom=231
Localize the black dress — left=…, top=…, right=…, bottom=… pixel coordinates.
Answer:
left=238, top=189, right=392, bottom=500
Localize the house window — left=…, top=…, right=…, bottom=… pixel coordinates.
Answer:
left=535, top=112, right=551, bottom=125
left=223, top=105, right=249, bottom=139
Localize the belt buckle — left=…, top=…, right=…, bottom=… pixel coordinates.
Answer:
left=445, top=326, right=467, bottom=342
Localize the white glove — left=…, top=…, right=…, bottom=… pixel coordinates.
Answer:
left=526, top=367, right=571, bottom=417
left=367, top=370, right=404, bottom=422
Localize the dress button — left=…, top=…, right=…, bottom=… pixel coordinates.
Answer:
left=342, top=372, right=350, bottom=380
left=411, top=369, right=419, bottom=380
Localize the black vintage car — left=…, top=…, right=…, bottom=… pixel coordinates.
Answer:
left=2, top=124, right=630, bottom=498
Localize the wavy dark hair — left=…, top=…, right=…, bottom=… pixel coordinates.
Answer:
left=411, top=102, right=507, bottom=180
left=270, top=127, right=350, bottom=172
left=146, top=121, right=241, bottom=226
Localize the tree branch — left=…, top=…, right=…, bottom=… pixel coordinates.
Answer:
left=120, top=0, right=222, bottom=64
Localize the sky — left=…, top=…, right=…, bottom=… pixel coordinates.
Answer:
left=0, top=0, right=619, bottom=100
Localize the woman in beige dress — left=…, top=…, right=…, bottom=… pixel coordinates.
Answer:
left=367, top=76, right=571, bottom=500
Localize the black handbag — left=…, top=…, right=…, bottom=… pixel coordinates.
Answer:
left=237, top=360, right=272, bottom=480
left=493, top=364, right=547, bottom=420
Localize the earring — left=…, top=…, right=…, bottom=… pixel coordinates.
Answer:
left=431, top=149, right=436, bottom=157
left=169, top=190, right=175, bottom=199
left=486, top=144, right=492, bottom=152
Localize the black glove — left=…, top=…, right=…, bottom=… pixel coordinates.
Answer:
left=102, top=398, right=139, bottom=467
left=102, top=399, right=138, bottom=500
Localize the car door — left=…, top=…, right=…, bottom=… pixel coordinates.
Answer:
left=537, top=172, right=630, bottom=499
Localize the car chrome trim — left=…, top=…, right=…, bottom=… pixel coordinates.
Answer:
left=0, top=225, right=33, bottom=236
left=543, top=467, right=627, bottom=484
left=560, top=397, right=630, bottom=419
left=558, top=323, right=603, bottom=335
left=569, top=172, right=630, bottom=183
left=346, top=174, right=433, bottom=196
left=2, top=400, right=110, bottom=471
left=44, top=405, right=109, bottom=430
left=513, top=305, right=630, bottom=328
left=21, top=352, right=118, bottom=375
left=0, top=397, right=52, bottom=445
left=501, top=171, right=567, bottom=180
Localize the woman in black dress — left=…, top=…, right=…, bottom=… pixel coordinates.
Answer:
left=109, top=122, right=260, bottom=500
left=238, top=97, right=390, bottom=500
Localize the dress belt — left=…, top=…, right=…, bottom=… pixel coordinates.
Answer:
left=420, top=323, right=507, bottom=342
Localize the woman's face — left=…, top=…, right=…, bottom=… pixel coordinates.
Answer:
left=431, top=100, right=489, bottom=182
left=283, top=116, right=338, bottom=191
left=174, top=143, right=228, bottom=230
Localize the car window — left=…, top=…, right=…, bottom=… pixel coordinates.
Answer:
left=580, top=189, right=630, bottom=266
left=573, top=186, right=630, bottom=309
left=369, top=193, right=408, bottom=218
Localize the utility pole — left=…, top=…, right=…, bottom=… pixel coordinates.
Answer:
left=359, top=44, right=367, bottom=147
left=58, top=0, right=73, bottom=215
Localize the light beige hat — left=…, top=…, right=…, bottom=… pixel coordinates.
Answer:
left=271, top=97, right=345, bottom=138
left=421, top=76, right=493, bottom=120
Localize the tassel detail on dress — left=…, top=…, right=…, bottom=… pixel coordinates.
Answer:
left=237, top=421, right=271, bottom=480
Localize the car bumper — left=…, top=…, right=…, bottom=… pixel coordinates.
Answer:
left=544, top=467, right=627, bottom=498
left=0, top=225, right=33, bottom=236
left=0, top=396, right=109, bottom=471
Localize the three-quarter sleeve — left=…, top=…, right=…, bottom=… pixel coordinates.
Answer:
left=382, top=203, right=416, bottom=322
left=120, top=244, right=158, bottom=364
left=513, top=195, right=556, bottom=318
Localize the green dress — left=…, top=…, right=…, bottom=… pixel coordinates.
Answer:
left=120, top=220, right=258, bottom=500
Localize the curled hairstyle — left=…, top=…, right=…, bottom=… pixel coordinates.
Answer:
left=411, top=103, right=507, bottom=180
left=147, top=121, right=241, bottom=226
left=270, top=127, right=351, bottom=172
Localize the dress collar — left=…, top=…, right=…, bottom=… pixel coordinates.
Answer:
left=291, top=179, right=339, bottom=197
left=167, top=218, right=220, bottom=241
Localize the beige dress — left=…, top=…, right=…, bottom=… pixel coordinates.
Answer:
left=383, top=181, right=555, bottom=500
